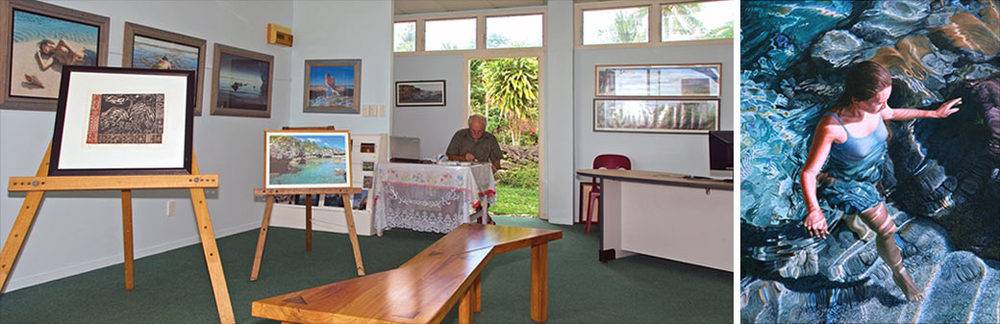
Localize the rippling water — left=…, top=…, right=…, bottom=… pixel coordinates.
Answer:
left=12, top=9, right=98, bottom=44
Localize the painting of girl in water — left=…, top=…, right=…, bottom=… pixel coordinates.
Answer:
left=1, top=0, right=108, bottom=110
left=303, top=59, right=361, bottom=114
left=122, top=22, right=206, bottom=115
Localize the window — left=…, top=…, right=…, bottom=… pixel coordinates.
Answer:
left=394, top=21, right=416, bottom=52
left=486, top=14, right=543, bottom=48
left=661, top=0, right=735, bottom=41
left=582, top=6, right=649, bottom=45
left=425, top=18, right=476, bottom=51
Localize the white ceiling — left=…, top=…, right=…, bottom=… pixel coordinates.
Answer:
left=394, top=0, right=546, bottom=15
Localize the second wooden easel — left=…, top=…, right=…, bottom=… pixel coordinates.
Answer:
left=249, top=187, right=366, bottom=280
left=0, top=145, right=235, bottom=323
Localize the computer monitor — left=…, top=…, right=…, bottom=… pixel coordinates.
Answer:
left=709, top=130, right=733, bottom=171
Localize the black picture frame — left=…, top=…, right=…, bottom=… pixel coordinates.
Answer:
left=49, top=65, right=196, bottom=176
left=395, top=80, right=446, bottom=107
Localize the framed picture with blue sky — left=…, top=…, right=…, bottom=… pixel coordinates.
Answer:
left=303, top=59, right=361, bottom=114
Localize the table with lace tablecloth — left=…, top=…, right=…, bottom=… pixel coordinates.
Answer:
left=373, top=162, right=496, bottom=234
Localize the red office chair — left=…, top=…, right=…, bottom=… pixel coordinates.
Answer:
left=585, top=154, right=631, bottom=233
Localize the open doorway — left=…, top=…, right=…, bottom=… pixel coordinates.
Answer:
left=468, top=57, right=541, bottom=217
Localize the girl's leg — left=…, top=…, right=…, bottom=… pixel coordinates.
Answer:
left=844, top=213, right=874, bottom=242
left=860, top=203, right=923, bottom=301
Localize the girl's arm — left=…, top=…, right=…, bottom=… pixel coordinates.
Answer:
left=882, top=98, right=962, bottom=121
left=801, top=122, right=837, bottom=238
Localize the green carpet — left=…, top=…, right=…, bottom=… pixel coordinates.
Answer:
left=0, top=216, right=732, bottom=323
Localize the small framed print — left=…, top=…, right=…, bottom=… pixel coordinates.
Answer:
left=49, top=66, right=195, bottom=175
left=360, top=142, right=375, bottom=153
left=593, top=99, right=719, bottom=134
left=362, top=175, right=373, bottom=189
left=396, top=80, right=445, bottom=107
left=362, top=161, right=375, bottom=172
left=265, top=130, right=352, bottom=189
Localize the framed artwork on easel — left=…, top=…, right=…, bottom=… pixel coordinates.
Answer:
left=264, top=130, right=353, bottom=189
left=49, top=65, right=195, bottom=176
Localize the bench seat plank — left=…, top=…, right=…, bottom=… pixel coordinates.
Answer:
left=252, top=224, right=562, bottom=323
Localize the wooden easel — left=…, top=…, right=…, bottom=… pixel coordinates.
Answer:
left=0, top=145, right=235, bottom=323
left=249, top=187, right=366, bottom=281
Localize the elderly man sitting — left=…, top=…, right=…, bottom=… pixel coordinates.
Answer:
left=446, top=114, right=503, bottom=172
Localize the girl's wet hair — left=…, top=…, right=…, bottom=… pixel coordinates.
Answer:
left=834, top=61, right=892, bottom=109
left=37, top=39, right=55, bottom=49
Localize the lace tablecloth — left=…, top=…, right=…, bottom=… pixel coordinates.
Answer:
left=373, top=162, right=496, bottom=234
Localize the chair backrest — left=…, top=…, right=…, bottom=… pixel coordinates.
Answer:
left=593, top=154, right=631, bottom=170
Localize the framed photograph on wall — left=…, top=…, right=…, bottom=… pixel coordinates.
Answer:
left=122, top=22, right=206, bottom=115
left=593, top=99, right=719, bottom=134
left=210, top=43, right=273, bottom=118
left=49, top=66, right=196, bottom=176
left=595, top=64, right=721, bottom=97
left=0, top=0, right=109, bottom=111
left=265, top=130, right=353, bottom=189
left=395, top=80, right=445, bottom=107
left=303, top=59, right=361, bottom=114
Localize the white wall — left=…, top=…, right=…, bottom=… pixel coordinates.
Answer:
left=288, top=0, right=393, bottom=134
left=0, top=0, right=295, bottom=292
left=573, top=44, right=735, bottom=175
left=392, top=55, right=467, bottom=159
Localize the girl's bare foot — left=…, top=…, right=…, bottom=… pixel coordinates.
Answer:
left=892, top=268, right=924, bottom=302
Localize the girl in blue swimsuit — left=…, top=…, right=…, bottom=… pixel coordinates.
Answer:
left=800, top=61, right=962, bottom=302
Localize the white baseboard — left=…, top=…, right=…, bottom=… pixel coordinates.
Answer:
left=3, top=221, right=260, bottom=293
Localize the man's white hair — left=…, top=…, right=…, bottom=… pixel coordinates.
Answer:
left=468, top=114, right=487, bottom=126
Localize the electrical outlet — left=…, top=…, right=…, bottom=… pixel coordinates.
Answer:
left=166, top=200, right=176, bottom=217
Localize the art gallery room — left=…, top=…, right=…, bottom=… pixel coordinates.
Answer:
left=0, top=0, right=735, bottom=323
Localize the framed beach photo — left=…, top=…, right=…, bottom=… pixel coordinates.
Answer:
left=595, top=64, right=721, bottom=97
left=265, top=130, right=353, bottom=189
left=593, top=99, right=719, bottom=134
left=396, top=80, right=445, bottom=107
left=303, top=59, right=361, bottom=114
left=49, top=66, right=196, bottom=176
left=122, top=22, right=206, bottom=116
left=210, top=43, right=273, bottom=118
left=0, top=0, right=109, bottom=111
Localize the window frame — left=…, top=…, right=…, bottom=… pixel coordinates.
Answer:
left=393, top=6, right=546, bottom=56
left=392, top=20, right=418, bottom=53
left=423, top=16, right=479, bottom=52
left=574, top=0, right=734, bottom=49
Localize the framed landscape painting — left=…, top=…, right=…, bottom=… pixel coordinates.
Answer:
left=211, top=43, right=273, bottom=118
left=593, top=99, right=719, bottom=134
left=396, top=80, right=445, bottom=107
left=265, top=130, right=353, bottom=189
left=0, top=0, right=109, bottom=110
left=596, top=64, right=721, bottom=97
left=122, top=22, right=206, bottom=115
left=49, top=66, right=196, bottom=175
left=304, top=59, right=361, bottom=114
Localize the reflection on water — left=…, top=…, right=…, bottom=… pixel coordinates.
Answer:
left=270, top=157, right=347, bottom=185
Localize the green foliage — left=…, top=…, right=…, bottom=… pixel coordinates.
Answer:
left=470, top=57, right=539, bottom=146
left=496, top=165, right=539, bottom=189
left=394, top=23, right=415, bottom=52
left=491, top=185, right=538, bottom=216
left=610, top=8, right=648, bottom=43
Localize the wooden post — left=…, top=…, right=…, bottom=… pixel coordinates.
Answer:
left=121, top=190, right=134, bottom=291
left=0, top=145, right=50, bottom=293
left=341, top=194, right=365, bottom=276
left=530, top=243, right=548, bottom=323
left=189, top=157, right=236, bottom=324
left=459, top=288, right=474, bottom=324
left=250, top=195, right=275, bottom=281
left=473, top=275, right=482, bottom=313
left=305, top=195, right=313, bottom=253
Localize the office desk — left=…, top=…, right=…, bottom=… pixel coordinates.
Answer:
left=576, top=169, right=733, bottom=272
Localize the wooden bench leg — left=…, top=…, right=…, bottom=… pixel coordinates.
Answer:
left=473, top=275, right=482, bottom=313
left=531, top=243, right=548, bottom=323
left=250, top=196, right=275, bottom=281
left=121, top=190, right=134, bottom=291
left=305, top=195, right=313, bottom=253
left=459, top=288, right=474, bottom=324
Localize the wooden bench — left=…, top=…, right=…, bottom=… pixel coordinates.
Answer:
left=251, top=224, right=562, bottom=323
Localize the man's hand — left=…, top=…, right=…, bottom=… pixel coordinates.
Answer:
left=464, top=153, right=475, bottom=162
left=932, top=98, right=962, bottom=118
